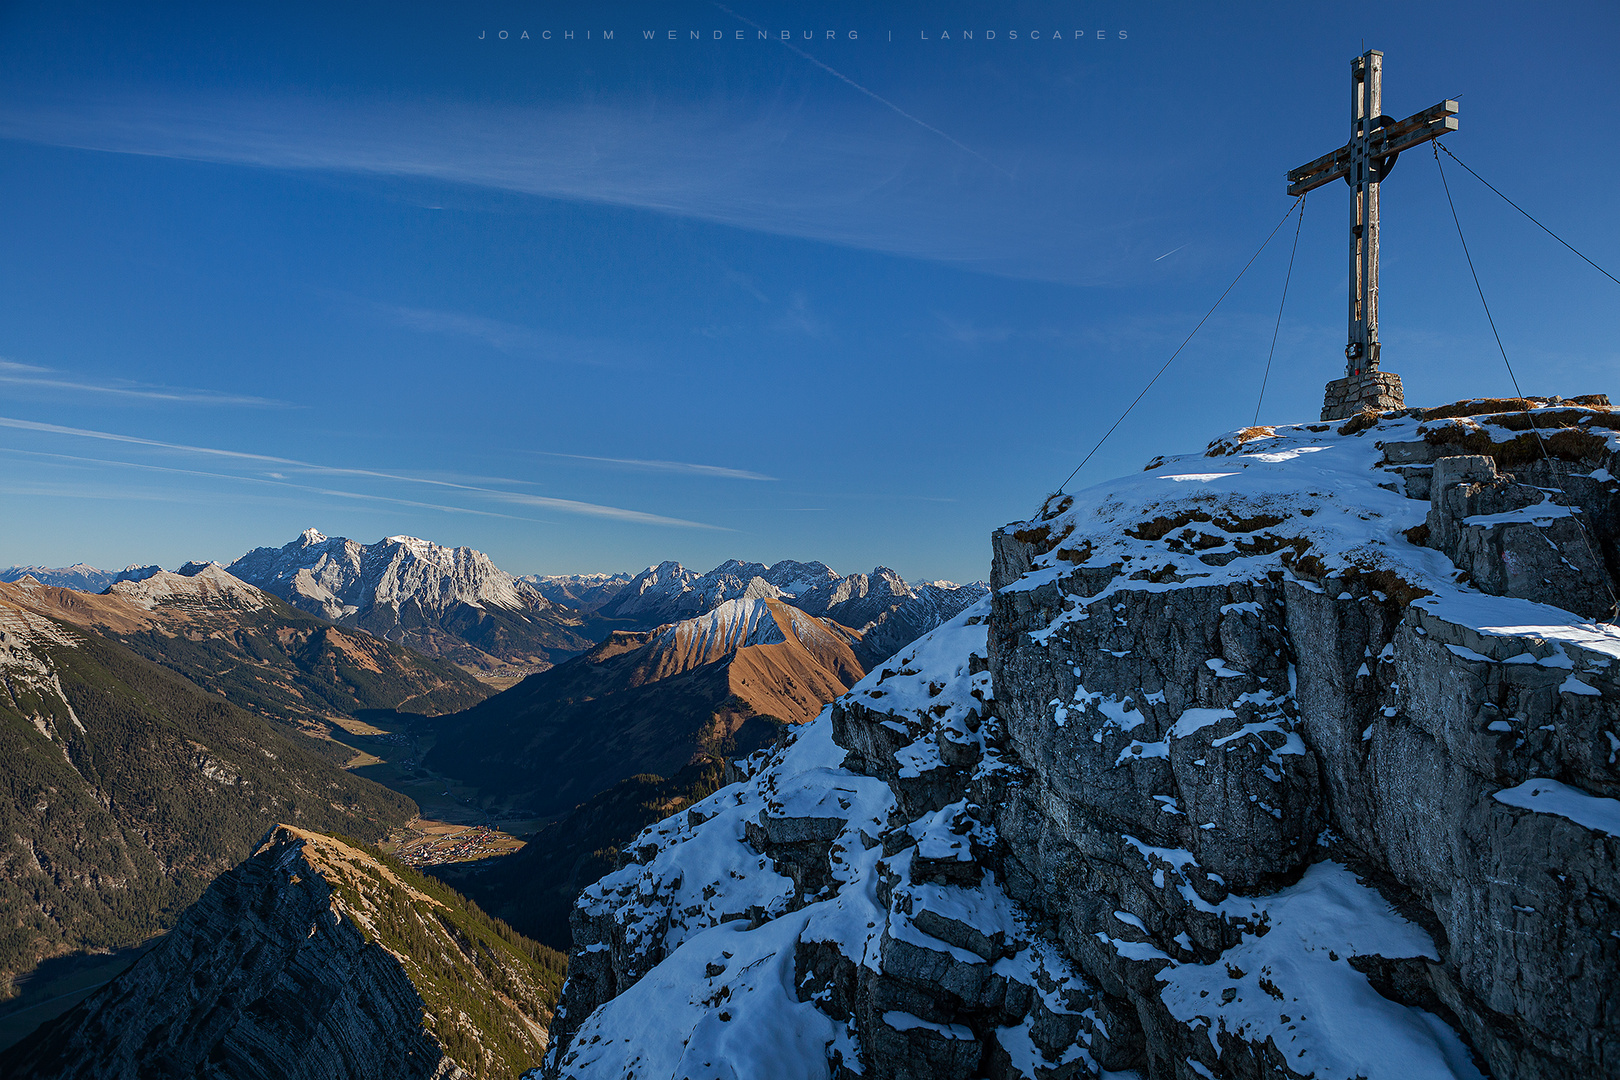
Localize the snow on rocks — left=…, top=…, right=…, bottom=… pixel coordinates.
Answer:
left=1150, top=862, right=1483, bottom=1080
left=549, top=398, right=1619, bottom=1080
left=990, top=399, right=1619, bottom=1079
left=551, top=602, right=1111, bottom=1079
left=548, top=595, right=1489, bottom=1079
left=1493, top=777, right=1620, bottom=838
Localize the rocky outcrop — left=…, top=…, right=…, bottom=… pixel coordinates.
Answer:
left=542, top=398, right=1619, bottom=1080
left=105, top=562, right=268, bottom=612
left=2, top=826, right=562, bottom=1080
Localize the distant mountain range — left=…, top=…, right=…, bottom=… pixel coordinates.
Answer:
left=575, top=558, right=987, bottom=668
left=11, top=540, right=986, bottom=677
left=225, top=530, right=603, bottom=682
left=520, top=571, right=635, bottom=612
left=3, top=566, right=491, bottom=733
left=0, top=564, right=159, bottom=593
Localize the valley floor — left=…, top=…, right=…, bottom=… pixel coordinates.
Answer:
left=0, top=943, right=155, bottom=1054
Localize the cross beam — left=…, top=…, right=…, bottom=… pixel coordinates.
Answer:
left=1287, top=50, right=1458, bottom=376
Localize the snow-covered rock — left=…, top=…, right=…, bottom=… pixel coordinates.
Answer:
left=227, top=530, right=595, bottom=673
left=546, top=398, right=1620, bottom=1080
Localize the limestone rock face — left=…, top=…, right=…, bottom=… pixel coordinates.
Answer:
left=543, top=398, right=1619, bottom=1080
left=4, top=826, right=559, bottom=1080
left=229, top=530, right=597, bottom=677
left=1421, top=452, right=1615, bottom=620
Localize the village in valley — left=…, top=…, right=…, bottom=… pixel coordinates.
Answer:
left=383, top=819, right=526, bottom=868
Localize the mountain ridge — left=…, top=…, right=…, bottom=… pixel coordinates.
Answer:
left=0, top=564, right=160, bottom=593
left=425, top=595, right=866, bottom=818
left=592, top=557, right=987, bottom=668
left=2, top=825, right=564, bottom=1080
left=0, top=570, right=492, bottom=733
left=228, top=530, right=601, bottom=682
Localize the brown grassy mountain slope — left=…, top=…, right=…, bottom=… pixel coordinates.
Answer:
left=0, top=571, right=491, bottom=733
left=425, top=597, right=864, bottom=817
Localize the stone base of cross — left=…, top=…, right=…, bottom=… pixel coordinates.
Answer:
left=1321, top=369, right=1404, bottom=420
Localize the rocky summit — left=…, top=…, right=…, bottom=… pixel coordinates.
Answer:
left=228, top=530, right=600, bottom=680
left=3, top=826, right=565, bottom=1080
left=543, top=398, right=1619, bottom=1080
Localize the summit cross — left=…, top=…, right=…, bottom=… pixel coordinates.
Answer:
left=1287, top=50, right=1459, bottom=420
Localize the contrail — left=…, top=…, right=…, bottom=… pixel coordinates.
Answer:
left=1154, top=244, right=1189, bottom=262
left=712, top=3, right=1013, bottom=180
left=0, top=416, right=721, bottom=528
left=531, top=450, right=777, bottom=481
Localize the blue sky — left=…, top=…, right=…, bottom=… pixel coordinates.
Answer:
left=1, top=1, right=1616, bottom=583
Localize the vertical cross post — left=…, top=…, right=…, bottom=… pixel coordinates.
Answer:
left=1287, top=51, right=1457, bottom=419
left=1348, top=50, right=1382, bottom=375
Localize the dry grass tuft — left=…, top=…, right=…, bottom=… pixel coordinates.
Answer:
left=1338, top=408, right=1383, bottom=436
left=1422, top=395, right=1610, bottom=421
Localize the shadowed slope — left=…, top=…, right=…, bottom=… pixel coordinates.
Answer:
left=2, top=826, right=564, bottom=1080
left=0, top=591, right=415, bottom=1001
left=425, top=598, right=863, bottom=817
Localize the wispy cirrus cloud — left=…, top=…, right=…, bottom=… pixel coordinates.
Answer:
left=0, top=92, right=1154, bottom=286
left=0, top=416, right=722, bottom=528
left=372, top=304, right=628, bottom=366
left=0, top=359, right=289, bottom=406
left=532, top=450, right=776, bottom=481
left=0, top=447, right=561, bottom=523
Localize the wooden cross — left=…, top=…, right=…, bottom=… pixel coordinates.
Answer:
left=1288, top=50, right=1458, bottom=377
